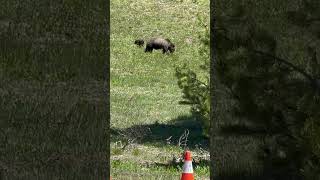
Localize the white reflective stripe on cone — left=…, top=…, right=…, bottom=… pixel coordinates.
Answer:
left=182, top=161, right=193, bottom=173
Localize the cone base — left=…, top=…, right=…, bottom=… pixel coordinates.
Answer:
left=181, top=173, right=194, bottom=180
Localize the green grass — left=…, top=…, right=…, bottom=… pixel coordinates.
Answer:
left=111, top=0, right=210, bottom=178
left=112, top=160, right=209, bottom=180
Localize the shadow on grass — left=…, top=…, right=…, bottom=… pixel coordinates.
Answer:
left=111, top=114, right=209, bottom=150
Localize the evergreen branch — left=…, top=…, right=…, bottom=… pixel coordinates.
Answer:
left=216, top=31, right=320, bottom=92
left=252, top=50, right=315, bottom=83
left=195, top=78, right=208, bottom=87
left=254, top=50, right=320, bottom=94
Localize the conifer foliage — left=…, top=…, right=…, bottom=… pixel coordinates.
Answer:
left=175, top=16, right=210, bottom=137
left=213, top=0, right=320, bottom=179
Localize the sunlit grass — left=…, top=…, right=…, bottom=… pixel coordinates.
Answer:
left=111, top=0, right=210, bottom=178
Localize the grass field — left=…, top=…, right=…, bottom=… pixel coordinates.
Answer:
left=110, top=0, right=210, bottom=179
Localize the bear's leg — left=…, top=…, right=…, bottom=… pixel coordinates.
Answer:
left=162, top=47, right=168, bottom=54
left=145, top=45, right=153, bottom=53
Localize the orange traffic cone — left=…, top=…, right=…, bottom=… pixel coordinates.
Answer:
left=181, top=150, right=194, bottom=180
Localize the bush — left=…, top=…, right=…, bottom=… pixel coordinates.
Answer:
left=175, top=15, right=210, bottom=136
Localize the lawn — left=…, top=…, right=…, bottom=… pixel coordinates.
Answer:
left=110, top=0, right=210, bottom=179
